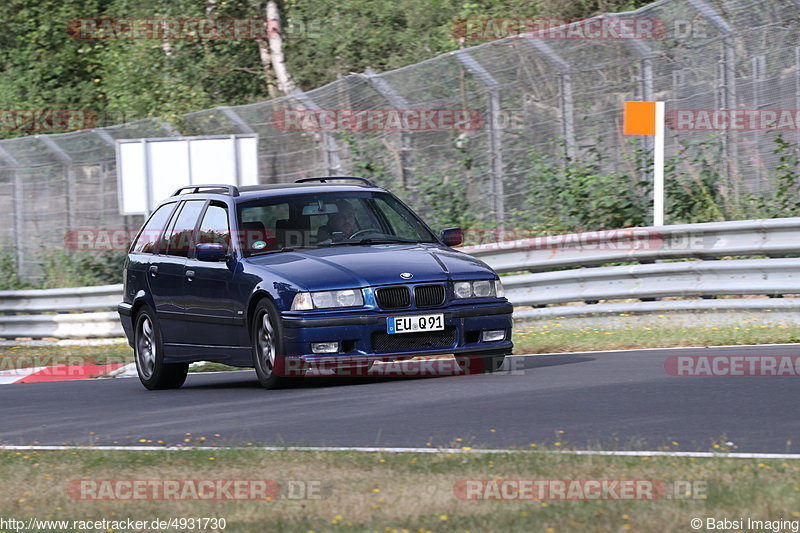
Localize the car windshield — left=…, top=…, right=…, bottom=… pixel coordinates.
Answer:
left=237, top=191, right=438, bottom=256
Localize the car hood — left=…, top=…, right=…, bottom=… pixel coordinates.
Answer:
left=246, top=243, right=495, bottom=290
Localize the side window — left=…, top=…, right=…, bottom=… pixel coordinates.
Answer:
left=131, top=203, right=175, bottom=253
left=373, top=196, right=430, bottom=239
left=162, top=200, right=206, bottom=257
left=198, top=203, right=231, bottom=251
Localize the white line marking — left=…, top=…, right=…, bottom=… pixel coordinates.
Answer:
left=510, top=343, right=800, bottom=358
left=0, top=444, right=798, bottom=459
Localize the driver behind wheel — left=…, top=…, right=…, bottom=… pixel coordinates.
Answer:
left=317, top=200, right=358, bottom=242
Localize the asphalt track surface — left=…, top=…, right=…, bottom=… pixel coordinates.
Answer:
left=1, top=344, right=799, bottom=453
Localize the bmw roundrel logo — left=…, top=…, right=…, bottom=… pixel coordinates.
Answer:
left=400, top=272, right=413, bottom=279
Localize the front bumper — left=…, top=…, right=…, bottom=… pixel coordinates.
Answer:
left=281, top=302, right=513, bottom=364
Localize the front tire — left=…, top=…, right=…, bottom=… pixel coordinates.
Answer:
left=134, top=306, right=188, bottom=390
left=252, top=299, right=302, bottom=389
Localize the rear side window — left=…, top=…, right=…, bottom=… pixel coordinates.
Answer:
left=197, top=202, right=231, bottom=251
left=162, top=200, right=206, bottom=257
left=131, top=203, right=175, bottom=253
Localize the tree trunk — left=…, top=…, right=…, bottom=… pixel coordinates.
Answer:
left=265, top=1, right=296, bottom=94
left=257, top=39, right=279, bottom=99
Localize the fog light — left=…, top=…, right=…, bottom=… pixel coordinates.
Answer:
left=311, top=342, right=339, bottom=354
left=481, top=330, right=505, bottom=342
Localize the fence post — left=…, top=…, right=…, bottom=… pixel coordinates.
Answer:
left=796, top=47, right=800, bottom=150
left=216, top=106, right=256, bottom=134
left=36, top=135, right=75, bottom=230
left=291, top=89, right=343, bottom=176
left=687, top=0, right=737, bottom=189
left=750, top=55, right=766, bottom=190
left=361, top=68, right=412, bottom=189
left=527, top=40, right=576, bottom=161
left=453, top=50, right=505, bottom=224
left=0, top=146, right=23, bottom=273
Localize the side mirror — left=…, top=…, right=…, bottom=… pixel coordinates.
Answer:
left=196, top=242, right=228, bottom=262
left=440, top=227, right=463, bottom=247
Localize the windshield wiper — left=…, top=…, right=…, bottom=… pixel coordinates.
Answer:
left=330, top=237, right=428, bottom=245
left=248, top=246, right=297, bottom=256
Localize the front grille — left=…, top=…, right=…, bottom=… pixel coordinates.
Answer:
left=375, top=287, right=411, bottom=309
left=372, top=327, right=456, bottom=352
left=414, top=284, right=445, bottom=307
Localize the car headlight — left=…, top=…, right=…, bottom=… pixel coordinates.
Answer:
left=291, top=289, right=364, bottom=310
left=495, top=278, right=505, bottom=298
left=453, top=280, right=500, bottom=299
left=454, top=281, right=473, bottom=299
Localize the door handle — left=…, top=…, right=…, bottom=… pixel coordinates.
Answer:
left=148, top=265, right=158, bottom=276
left=185, top=270, right=195, bottom=279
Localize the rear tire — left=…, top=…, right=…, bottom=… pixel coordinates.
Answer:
left=252, top=299, right=302, bottom=389
left=455, top=354, right=506, bottom=375
left=134, top=306, right=188, bottom=390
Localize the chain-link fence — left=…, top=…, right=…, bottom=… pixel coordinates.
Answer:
left=1, top=0, right=798, bottom=279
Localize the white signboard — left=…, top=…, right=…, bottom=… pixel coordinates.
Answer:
left=116, top=134, right=258, bottom=215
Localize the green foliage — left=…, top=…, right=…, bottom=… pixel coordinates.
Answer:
left=0, top=0, right=652, bottom=137
left=757, top=134, right=800, bottom=217
left=664, top=134, right=800, bottom=223
left=36, top=250, right=126, bottom=289
left=663, top=138, right=729, bottom=223
left=0, top=0, right=109, bottom=135
left=516, top=141, right=652, bottom=232
left=414, top=170, right=480, bottom=231
left=0, top=244, right=29, bottom=290
left=339, top=131, right=392, bottom=184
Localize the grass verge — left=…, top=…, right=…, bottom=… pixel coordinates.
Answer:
left=2, top=321, right=800, bottom=374
left=1, top=447, right=798, bottom=532
left=511, top=322, right=800, bottom=354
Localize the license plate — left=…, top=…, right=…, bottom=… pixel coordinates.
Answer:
left=387, top=314, right=444, bottom=334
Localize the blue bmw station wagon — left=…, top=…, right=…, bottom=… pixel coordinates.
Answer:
left=118, top=177, right=513, bottom=390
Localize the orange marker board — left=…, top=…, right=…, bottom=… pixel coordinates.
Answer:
left=623, top=101, right=656, bottom=135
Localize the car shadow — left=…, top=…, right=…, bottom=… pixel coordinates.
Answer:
left=180, top=354, right=596, bottom=390
left=524, top=354, right=596, bottom=369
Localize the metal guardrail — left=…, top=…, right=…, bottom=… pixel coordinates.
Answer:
left=463, top=217, right=800, bottom=321
left=2, top=217, right=800, bottom=338
left=502, top=258, right=800, bottom=306
left=462, top=218, right=800, bottom=273
left=0, top=284, right=123, bottom=339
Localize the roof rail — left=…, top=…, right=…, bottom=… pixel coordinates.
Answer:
left=171, top=184, right=240, bottom=197
left=294, top=176, right=377, bottom=187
